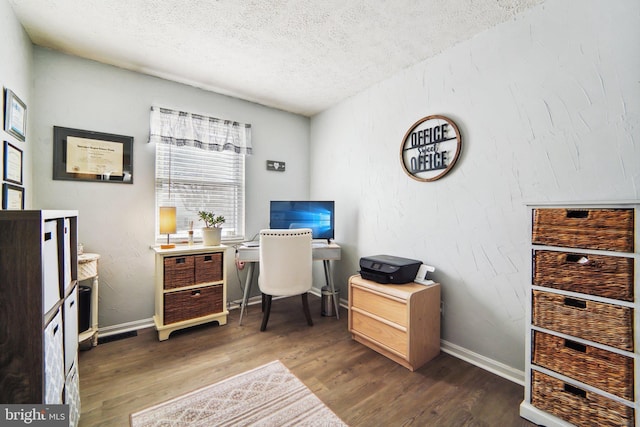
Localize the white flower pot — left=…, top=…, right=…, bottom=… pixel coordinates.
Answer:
left=202, top=227, right=222, bottom=246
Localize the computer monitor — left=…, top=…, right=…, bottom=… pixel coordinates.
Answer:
left=269, top=201, right=335, bottom=241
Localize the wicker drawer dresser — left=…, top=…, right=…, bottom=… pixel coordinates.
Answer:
left=153, top=245, right=228, bottom=340
left=520, top=202, right=639, bottom=427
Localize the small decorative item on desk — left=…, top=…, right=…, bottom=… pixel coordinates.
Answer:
left=198, top=210, right=225, bottom=246
left=188, top=221, right=194, bottom=246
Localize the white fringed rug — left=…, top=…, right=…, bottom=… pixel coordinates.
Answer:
left=130, top=360, right=347, bottom=427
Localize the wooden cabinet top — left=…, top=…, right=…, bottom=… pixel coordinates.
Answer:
left=349, top=274, right=439, bottom=300
left=152, top=244, right=228, bottom=256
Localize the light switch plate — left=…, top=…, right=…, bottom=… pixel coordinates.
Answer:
left=267, top=160, right=286, bottom=171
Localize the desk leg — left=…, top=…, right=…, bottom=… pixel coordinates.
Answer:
left=323, top=260, right=340, bottom=319
left=238, top=262, right=255, bottom=325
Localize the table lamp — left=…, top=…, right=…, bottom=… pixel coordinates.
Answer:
left=159, top=206, right=177, bottom=249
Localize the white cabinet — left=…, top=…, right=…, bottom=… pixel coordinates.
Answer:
left=520, top=202, right=639, bottom=427
left=153, top=245, right=228, bottom=341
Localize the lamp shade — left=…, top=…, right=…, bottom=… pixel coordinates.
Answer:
left=159, top=206, right=177, bottom=234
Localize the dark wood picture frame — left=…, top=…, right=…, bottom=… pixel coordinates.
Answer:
left=53, top=126, right=134, bottom=184
left=3, top=141, right=23, bottom=185
left=2, top=183, right=24, bottom=210
left=3, top=88, right=27, bottom=141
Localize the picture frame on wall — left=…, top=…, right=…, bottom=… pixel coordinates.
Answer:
left=3, top=88, right=27, bottom=141
left=2, top=183, right=24, bottom=210
left=3, top=141, right=23, bottom=185
left=53, top=126, right=134, bottom=184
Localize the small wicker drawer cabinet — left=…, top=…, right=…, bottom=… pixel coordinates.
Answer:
left=520, top=202, right=639, bottom=427
left=348, top=274, right=440, bottom=371
left=153, top=245, right=228, bottom=340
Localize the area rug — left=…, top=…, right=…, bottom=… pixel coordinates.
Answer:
left=130, top=360, right=347, bottom=427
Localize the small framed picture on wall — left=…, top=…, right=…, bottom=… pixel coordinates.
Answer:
left=3, top=141, right=23, bottom=185
left=2, top=183, right=24, bottom=210
left=3, top=88, right=27, bottom=142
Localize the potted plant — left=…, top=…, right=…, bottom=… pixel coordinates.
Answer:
left=198, top=210, right=225, bottom=246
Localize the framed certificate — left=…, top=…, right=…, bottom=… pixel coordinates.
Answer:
left=53, top=126, right=134, bottom=183
left=2, top=183, right=24, bottom=210
left=3, top=88, right=27, bottom=141
left=3, top=141, right=23, bottom=185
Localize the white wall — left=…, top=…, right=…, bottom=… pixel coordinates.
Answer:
left=310, top=0, right=640, bottom=371
left=31, top=48, right=310, bottom=327
left=0, top=0, right=33, bottom=207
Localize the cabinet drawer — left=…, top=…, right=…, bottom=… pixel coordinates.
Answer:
left=532, top=370, right=634, bottom=427
left=164, top=284, right=223, bottom=324
left=532, top=290, right=633, bottom=351
left=194, top=253, right=223, bottom=284
left=351, top=310, right=407, bottom=356
left=532, top=208, right=634, bottom=252
left=352, top=286, right=407, bottom=326
left=533, top=331, right=634, bottom=400
left=533, top=250, right=634, bottom=301
left=164, top=256, right=195, bottom=289
left=44, top=309, right=65, bottom=404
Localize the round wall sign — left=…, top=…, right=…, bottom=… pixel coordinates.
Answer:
left=400, top=115, right=462, bottom=182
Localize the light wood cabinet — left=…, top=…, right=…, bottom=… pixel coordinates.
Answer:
left=153, top=245, right=228, bottom=341
left=0, top=210, right=81, bottom=426
left=348, top=274, right=440, bottom=371
left=521, top=202, right=639, bottom=427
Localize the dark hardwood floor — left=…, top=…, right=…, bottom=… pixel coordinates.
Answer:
left=78, top=295, right=536, bottom=426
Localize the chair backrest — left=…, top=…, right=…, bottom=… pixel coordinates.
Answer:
left=258, top=228, right=313, bottom=296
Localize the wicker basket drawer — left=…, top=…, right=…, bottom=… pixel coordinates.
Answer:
left=533, top=250, right=634, bottom=301
left=194, top=253, right=223, bottom=284
left=352, top=285, right=407, bottom=326
left=533, top=331, right=634, bottom=400
left=532, top=208, right=634, bottom=252
left=351, top=310, right=407, bottom=357
left=532, top=290, right=633, bottom=351
left=164, top=284, right=223, bottom=324
left=164, top=256, right=195, bottom=289
left=532, top=370, right=634, bottom=427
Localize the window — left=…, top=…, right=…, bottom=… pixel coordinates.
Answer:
left=150, top=107, right=252, bottom=242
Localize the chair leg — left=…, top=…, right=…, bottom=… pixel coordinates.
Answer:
left=260, top=294, right=272, bottom=332
left=302, top=293, right=313, bottom=326
left=261, top=293, right=266, bottom=312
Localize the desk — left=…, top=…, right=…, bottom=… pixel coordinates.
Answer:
left=237, top=242, right=341, bottom=324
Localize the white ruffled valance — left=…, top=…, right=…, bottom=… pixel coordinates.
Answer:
left=149, top=106, right=252, bottom=155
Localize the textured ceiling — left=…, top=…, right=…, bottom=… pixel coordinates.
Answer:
left=9, top=0, right=543, bottom=116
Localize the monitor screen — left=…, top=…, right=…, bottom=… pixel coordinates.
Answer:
left=269, top=201, right=335, bottom=240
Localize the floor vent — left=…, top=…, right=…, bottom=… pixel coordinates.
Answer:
left=97, top=330, right=138, bottom=345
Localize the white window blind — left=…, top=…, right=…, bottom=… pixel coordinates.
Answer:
left=151, top=107, right=252, bottom=242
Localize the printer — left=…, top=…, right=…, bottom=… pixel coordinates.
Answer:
left=359, top=255, right=422, bottom=284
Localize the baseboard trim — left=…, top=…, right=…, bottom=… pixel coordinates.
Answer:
left=440, top=339, right=525, bottom=386
left=98, top=318, right=155, bottom=338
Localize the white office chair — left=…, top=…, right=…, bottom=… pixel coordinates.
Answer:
left=258, top=228, right=313, bottom=332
